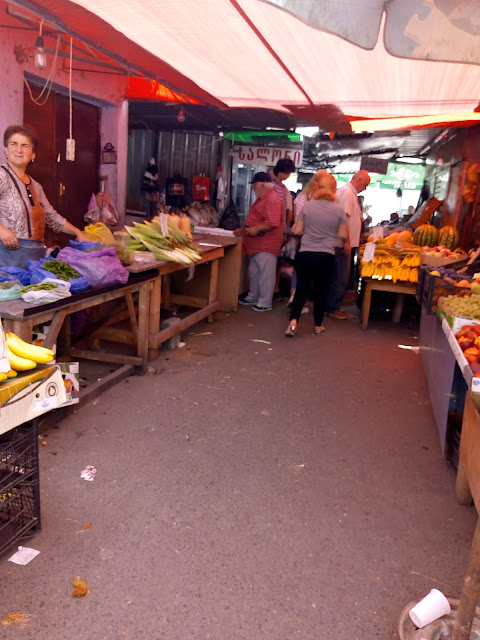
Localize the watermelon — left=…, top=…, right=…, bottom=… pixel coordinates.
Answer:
left=438, top=226, right=459, bottom=250
left=413, top=224, right=439, bottom=247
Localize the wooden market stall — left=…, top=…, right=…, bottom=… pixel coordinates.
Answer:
left=0, top=236, right=242, bottom=400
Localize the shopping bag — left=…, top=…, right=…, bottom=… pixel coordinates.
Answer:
left=57, top=246, right=129, bottom=288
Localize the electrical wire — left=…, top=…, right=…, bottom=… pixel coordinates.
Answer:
left=23, top=34, right=61, bottom=106
left=188, top=136, right=223, bottom=153
left=68, top=36, right=73, bottom=142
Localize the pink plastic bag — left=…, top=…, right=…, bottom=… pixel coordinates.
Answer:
left=57, top=247, right=129, bottom=288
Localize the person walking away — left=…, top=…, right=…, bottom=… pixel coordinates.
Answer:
left=288, top=171, right=324, bottom=309
left=269, top=158, right=296, bottom=301
left=234, top=172, right=283, bottom=312
left=285, top=171, right=347, bottom=337
left=325, top=170, right=370, bottom=319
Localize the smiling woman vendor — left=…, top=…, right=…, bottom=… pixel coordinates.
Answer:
left=0, top=124, right=88, bottom=249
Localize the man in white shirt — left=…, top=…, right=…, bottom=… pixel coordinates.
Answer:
left=325, top=170, right=370, bottom=319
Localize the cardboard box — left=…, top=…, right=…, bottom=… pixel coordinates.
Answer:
left=436, top=300, right=480, bottom=334
left=440, top=319, right=480, bottom=404
left=420, top=254, right=464, bottom=267
left=0, top=365, right=68, bottom=436
left=57, top=362, right=80, bottom=406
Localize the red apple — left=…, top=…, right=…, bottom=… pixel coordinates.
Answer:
left=464, top=347, right=480, bottom=358
left=465, top=354, right=478, bottom=363
left=472, top=325, right=480, bottom=336
left=471, top=362, right=480, bottom=375
left=458, top=337, right=474, bottom=350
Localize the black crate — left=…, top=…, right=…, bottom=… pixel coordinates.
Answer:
left=418, top=266, right=471, bottom=315
left=0, top=423, right=40, bottom=556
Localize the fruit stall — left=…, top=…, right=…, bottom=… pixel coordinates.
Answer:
left=358, top=219, right=480, bottom=458
left=416, top=247, right=480, bottom=458
left=359, top=224, right=466, bottom=330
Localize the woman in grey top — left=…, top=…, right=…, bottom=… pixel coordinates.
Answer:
left=285, top=171, right=347, bottom=337
left=0, top=124, right=88, bottom=251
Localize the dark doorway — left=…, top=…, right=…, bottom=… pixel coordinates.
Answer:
left=24, top=85, right=100, bottom=245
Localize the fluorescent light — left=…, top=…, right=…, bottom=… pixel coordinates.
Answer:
left=350, top=113, right=480, bottom=132
left=295, top=126, right=319, bottom=138
left=397, top=157, right=425, bottom=164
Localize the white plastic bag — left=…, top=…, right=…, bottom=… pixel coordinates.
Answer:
left=21, top=278, right=72, bottom=305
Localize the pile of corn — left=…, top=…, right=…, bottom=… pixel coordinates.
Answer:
left=124, top=216, right=202, bottom=265
left=359, top=239, right=421, bottom=283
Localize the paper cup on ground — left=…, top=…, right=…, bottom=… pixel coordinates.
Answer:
left=409, top=589, right=451, bottom=628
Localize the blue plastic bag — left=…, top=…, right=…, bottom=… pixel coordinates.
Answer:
left=57, top=246, right=129, bottom=288
left=69, top=240, right=104, bottom=252
left=27, top=258, right=90, bottom=294
left=0, top=239, right=46, bottom=269
left=0, top=266, right=30, bottom=285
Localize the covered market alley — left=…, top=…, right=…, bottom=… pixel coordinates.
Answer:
left=0, top=306, right=476, bottom=640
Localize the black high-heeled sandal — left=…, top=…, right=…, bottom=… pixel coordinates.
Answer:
left=285, top=324, right=296, bottom=337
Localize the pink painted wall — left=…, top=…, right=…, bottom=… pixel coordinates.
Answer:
left=0, top=4, right=128, bottom=219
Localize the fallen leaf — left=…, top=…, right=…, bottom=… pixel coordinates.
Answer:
left=71, top=576, right=90, bottom=597
left=2, top=613, right=31, bottom=626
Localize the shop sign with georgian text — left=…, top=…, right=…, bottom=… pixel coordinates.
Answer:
left=233, top=146, right=303, bottom=168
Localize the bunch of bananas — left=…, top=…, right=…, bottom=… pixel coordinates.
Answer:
left=2, top=332, right=55, bottom=379
left=359, top=240, right=419, bottom=283
left=399, top=254, right=421, bottom=267
left=360, top=261, right=418, bottom=283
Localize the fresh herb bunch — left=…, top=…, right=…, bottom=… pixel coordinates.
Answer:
left=43, top=260, right=81, bottom=280
left=0, top=279, right=21, bottom=289
left=20, top=283, right=59, bottom=293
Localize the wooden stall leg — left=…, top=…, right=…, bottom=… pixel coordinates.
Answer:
left=89, top=306, right=101, bottom=350
left=163, top=274, right=171, bottom=310
left=43, top=310, right=67, bottom=351
left=148, top=276, right=162, bottom=361
left=456, top=458, right=474, bottom=506
left=453, top=516, right=480, bottom=640
left=137, top=281, right=150, bottom=372
left=208, top=258, right=219, bottom=323
left=392, top=293, right=405, bottom=323
left=361, top=281, right=372, bottom=330
left=58, top=315, right=72, bottom=357
left=10, top=319, right=34, bottom=342
left=125, top=291, right=138, bottom=335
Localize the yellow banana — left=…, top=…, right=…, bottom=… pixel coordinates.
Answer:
left=6, top=332, right=54, bottom=364
left=7, top=369, right=17, bottom=378
left=0, top=373, right=7, bottom=382
left=6, top=345, right=36, bottom=371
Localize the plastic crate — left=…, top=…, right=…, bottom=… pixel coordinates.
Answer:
left=416, top=265, right=427, bottom=305
left=418, top=266, right=471, bottom=315
left=0, top=423, right=40, bottom=556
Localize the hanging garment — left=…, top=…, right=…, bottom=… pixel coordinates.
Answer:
left=166, top=173, right=187, bottom=207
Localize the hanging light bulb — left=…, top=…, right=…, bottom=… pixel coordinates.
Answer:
left=177, top=106, right=185, bottom=123
left=34, top=35, right=47, bottom=69
left=34, top=21, right=47, bottom=70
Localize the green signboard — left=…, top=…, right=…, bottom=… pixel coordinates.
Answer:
left=336, top=162, right=425, bottom=190
left=223, top=131, right=301, bottom=144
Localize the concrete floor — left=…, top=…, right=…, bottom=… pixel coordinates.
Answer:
left=0, top=301, right=477, bottom=640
